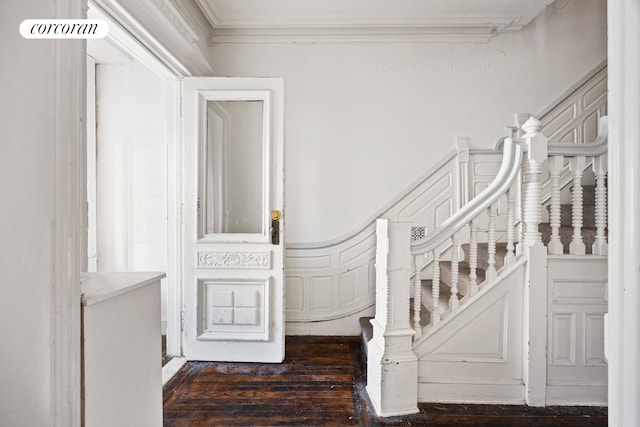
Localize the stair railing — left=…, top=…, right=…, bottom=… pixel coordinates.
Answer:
left=409, top=115, right=608, bottom=336
left=409, top=118, right=537, bottom=335
left=544, top=117, right=608, bottom=255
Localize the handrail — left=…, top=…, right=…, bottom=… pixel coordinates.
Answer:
left=548, top=116, right=608, bottom=157
left=411, top=137, right=523, bottom=255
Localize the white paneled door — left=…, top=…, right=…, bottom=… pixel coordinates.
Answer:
left=182, top=78, right=285, bottom=362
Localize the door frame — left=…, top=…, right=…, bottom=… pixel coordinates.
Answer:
left=87, top=0, right=189, bottom=357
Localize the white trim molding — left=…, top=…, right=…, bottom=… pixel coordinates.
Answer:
left=608, top=0, right=640, bottom=425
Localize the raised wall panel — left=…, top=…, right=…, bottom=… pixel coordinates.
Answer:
left=339, top=267, right=360, bottom=305
left=285, top=276, right=304, bottom=310
left=551, top=313, right=576, bottom=366
left=310, top=276, right=333, bottom=310
left=415, top=261, right=526, bottom=404
left=546, top=257, right=608, bottom=405
left=585, top=314, right=606, bottom=366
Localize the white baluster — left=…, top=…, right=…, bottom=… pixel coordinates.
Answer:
left=449, top=237, right=460, bottom=311
left=486, top=204, right=498, bottom=281
left=521, top=117, right=547, bottom=247
left=413, top=255, right=422, bottom=337
left=547, top=155, right=564, bottom=255
left=468, top=221, right=478, bottom=296
left=504, top=186, right=516, bottom=266
left=431, top=250, right=441, bottom=326
left=592, top=154, right=608, bottom=255
left=569, top=156, right=586, bottom=255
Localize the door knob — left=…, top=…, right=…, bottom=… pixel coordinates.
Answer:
left=270, top=210, right=281, bottom=245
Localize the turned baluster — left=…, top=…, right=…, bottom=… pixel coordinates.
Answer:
left=413, top=255, right=423, bottom=337
left=592, top=154, right=608, bottom=255
left=569, top=156, right=586, bottom=255
left=468, top=221, right=479, bottom=296
left=431, top=250, right=441, bottom=326
left=504, top=186, right=516, bottom=266
left=449, top=237, right=460, bottom=311
left=547, top=155, right=564, bottom=255
left=486, top=204, right=498, bottom=281
left=521, top=117, right=547, bottom=247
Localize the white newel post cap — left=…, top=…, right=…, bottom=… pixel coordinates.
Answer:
left=521, top=116, right=547, bottom=163
left=521, top=116, right=541, bottom=135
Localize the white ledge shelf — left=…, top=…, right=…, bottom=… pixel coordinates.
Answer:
left=81, top=272, right=166, bottom=306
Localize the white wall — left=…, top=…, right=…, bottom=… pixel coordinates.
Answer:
left=95, top=60, right=169, bottom=326
left=207, top=0, right=607, bottom=244
left=0, top=0, right=84, bottom=425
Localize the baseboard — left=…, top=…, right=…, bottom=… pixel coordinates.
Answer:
left=162, top=356, right=187, bottom=387
left=286, top=306, right=374, bottom=336
left=418, top=382, right=525, bottom=404
left=546, top=384, right=608, bottom=406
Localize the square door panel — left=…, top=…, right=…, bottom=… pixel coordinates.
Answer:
left=197, top=279, right=270, bottom=341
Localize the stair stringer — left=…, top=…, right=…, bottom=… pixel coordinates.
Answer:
left=413, top=257, right=527, bottom=404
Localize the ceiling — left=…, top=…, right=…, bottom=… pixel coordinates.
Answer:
left=195, top=0, right=555, bottom=41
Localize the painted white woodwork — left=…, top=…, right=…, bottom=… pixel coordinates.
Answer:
left=504, top=187, right=517, bottom=266
left=91, top=0, right=213, bottom=75
left=199, top=0, right=553, bottom=44
left=547, top=257, right=608, bottom=405
left=367, top=219, right=419, bottom=417
left=522, top=243, right=548, bottom=406
left=413, top=254, right=423, bottom=337
left=379, top=104, right=609, bottom=411
left=182, top=77, right=285, bottom=362
left=520, top=118, right=547, bottom=247
left=568, top=156, right=587, bottom=255
left=449, top=237, right=460, bottom=311
left=431, top=249, right=442, bottom=326
left=415, top=259, right=526, bottom=403
left=456, top=137, right=471, bottom=208
left=592, top=155, right=608, bottom=256
left=88, top=2, right=186, bottom=348
left=486, top=204, right=498, bottom=280
left=547, top=155, right=565, bottom=255
left=285, top=151, right=460, bottom=333
left=607, top=0, right=640, bottom=424
left=538, top=61, right=608, bottom=146
left=82, top=272, right=164, bottom=427
left=468, top=221, right=479, bottom=296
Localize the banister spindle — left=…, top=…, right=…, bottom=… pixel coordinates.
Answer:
left=569, top=156, right=586, bottom=255
left=486, top=204, right=498, bottom=281
left=468, top=221, right=478, bottom=296
left=547, top=155, right=564, bottom=255
left=449, top=237, right=460, bottom=311
left=521, top=117, right=547, bottom=247
left=504, top=186, right=516, bottom=266
left=413, top=255, right=422, bottom=337
left=592, top=154, right=608, bottom=255
left=431, top=249, right=441, bottom=326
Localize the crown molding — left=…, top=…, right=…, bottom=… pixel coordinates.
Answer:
left=205, top=15, right=530, bottom=44
left=209, top=26, right=498, bottom=44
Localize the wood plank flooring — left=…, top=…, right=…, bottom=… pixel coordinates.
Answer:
left=163, top=336, right=607, bottom=426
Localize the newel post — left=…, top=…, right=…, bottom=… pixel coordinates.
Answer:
left=366, top=219, right=419, bottom=417
left=519, top=117, right=549, bottom=406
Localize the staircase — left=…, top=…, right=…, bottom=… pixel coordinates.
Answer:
left=360, top=189, right=601, bottom=347
left=363, top=116, right=609, bottom=416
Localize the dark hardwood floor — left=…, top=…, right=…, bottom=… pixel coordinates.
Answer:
left=163, top=336, right=607, bottom=426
